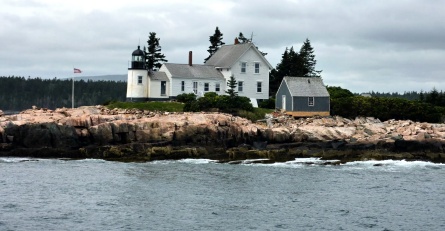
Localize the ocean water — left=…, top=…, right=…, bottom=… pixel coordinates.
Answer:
left=1, top=157, right=444, bottom=231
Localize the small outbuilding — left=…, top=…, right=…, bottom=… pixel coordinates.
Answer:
left=275, top=76, right=330, bottom=117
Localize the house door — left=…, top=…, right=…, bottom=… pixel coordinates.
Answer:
left=161, top=81, right=166, bottom=96
left=193, top=81, right=198, bottom=94
left=282, top=95, right=286, bottom=111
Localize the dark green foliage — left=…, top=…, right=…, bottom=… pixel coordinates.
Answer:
left=367, top=89, right=445, bottom=106
left=204, top=92, right=218, bottom=98
left=259, top=97, right=276, bottom=109
left=183, top=94, right=253, bottom=113
left=326, top=86, right=354, bottom=99
left=145, top=32, right=168, bottom=71
left=237, top=32, right=250, bottom=43
left=0, top=76, right=126, bottom=111
left=299, top=38, right=322, bottom=77
left=204, top=26, right=225, bottom=62
left=331, top=96, right=445, bottom=123
left=269, top=39, right=322, bottom=96
left=368, top=90, right=420, bottom=101
left=236, top=108, right=274, bottom=122
left=225, top=75, right=238, bottom=97
left=176, top=93, right=196, bottom=103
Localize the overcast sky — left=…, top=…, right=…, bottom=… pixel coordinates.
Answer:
left=1, top=0, right=444, bottom=93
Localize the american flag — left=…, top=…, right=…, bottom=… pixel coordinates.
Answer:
left=74, top=68, right=82, bottom=73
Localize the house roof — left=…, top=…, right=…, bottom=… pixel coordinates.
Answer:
left=148, top=71, right=168, bottom=81
left=283, top=76, right=330, bottom=97
left=163, top=63, right=225, bottom=79
left=205, top=43, right=273, bottom=69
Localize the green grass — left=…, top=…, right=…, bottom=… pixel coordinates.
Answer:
left=106, top=101, right=184, bottom=112
left=106, top=101, right=273, bottom=121
left=236, top=108, right=274, bottom=122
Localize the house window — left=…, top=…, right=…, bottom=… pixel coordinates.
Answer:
left=215, top=83, right=220, bottom=92
left=161, top=81, right=166, bottom=96
left=181, top=81, right=185, bottom=91
left=254, top=62, right=260, bottom=73
left=308, top=97, right=314, bottom=106
left=238, top=81, right=243, bottom=92
left=204, top=83, right=209, bottom=92
left=137, top=76, right=142, bottom=84
left=257, top=81, right=262, bottom=93
left=241, top=62, right=247, bottom=73
left=193, top=81, right=198, bottom=94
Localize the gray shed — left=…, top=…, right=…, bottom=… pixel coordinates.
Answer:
left=275, top=76, right=330, bottom=117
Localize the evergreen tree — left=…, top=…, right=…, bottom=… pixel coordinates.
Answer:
left=269, top=39, right=322, bottom=96
left=204, top=27, right=225, bottom=62
left=145, top=32, right=168, bottom=71
left=225, top=75, right=238, bottom=97
left=298, top=38, right=322, bottom=77
left=237, top=32, right=250, bottom=43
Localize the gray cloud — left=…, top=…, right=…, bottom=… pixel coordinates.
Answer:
left=0, top=0, right=444, bottom=93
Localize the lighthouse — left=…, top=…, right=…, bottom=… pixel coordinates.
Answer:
left=126, top=46, right=148, bottom=101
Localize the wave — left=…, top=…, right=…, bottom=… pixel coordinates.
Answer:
left=148, top=159, right=218, bottom=165
left=341, top=159, right=445, bottom=169
left=0, top=157, right=39, bottom=163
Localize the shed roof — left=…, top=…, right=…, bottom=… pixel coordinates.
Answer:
left=205, top=43, right=273, bottom=69
left=163, top=63, right=225, bottom=79
left=283, top=76, right=330, bottom=97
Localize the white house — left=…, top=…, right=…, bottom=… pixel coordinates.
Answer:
left=126, top=40, right=273, bottom=102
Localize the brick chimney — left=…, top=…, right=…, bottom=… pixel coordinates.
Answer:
left=234, top=37, right=239, bottom=45
left=188, top=51, right=192, bottom=66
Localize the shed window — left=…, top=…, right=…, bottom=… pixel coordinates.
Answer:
left=137, top=76, right=143, bottom=84
left=308, top=97, right=314, bottom=106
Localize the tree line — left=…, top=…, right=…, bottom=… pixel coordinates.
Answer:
left=328, top=86, right=445, bottom=123
left=0, top=76, right=126, bottom=111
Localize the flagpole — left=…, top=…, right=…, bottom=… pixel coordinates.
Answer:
left=72, top=68, right=82, bottom=108
left=72, top=75, right=74, bottom=108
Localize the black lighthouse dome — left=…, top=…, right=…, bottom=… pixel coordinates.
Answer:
left=130, top=45, right=145, bottom=69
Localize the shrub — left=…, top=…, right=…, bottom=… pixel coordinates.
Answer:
left=330, top=96, right=445, bottom=123
left=176, top=93, right=196, bottom=103
left=259, top=97, right=275, bottom=109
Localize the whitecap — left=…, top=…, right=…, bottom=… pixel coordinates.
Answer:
left=0, top=157, right=38, bottom=163
left=248, top=157, right=340, bottom=168
left=70, top=158, right=107, bottom=163
left=177, top=159, right=218, bottom=164
left=342, top=159, right=444, bottom=170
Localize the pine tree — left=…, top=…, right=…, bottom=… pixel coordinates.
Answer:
left=237, top=32, right=250, bottom=43
left=145, top=32, right=168, bottom=71
left=298, top=38, right=322, bottom=77
left=204, top=27, right=225, bottom=62
left=225, top=75, right=238, bottom=97
left=268, top=38, right=322, bottom=96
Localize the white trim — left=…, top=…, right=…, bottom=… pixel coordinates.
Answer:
left=308, top=97, right=314, bottom=106
left=256, top=81, right=262, bottom=93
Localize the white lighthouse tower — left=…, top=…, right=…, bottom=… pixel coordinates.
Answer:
left=126, top=46, right=148, bottom=101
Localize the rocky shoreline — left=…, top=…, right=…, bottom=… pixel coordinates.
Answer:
left=1, top=106, right=445, bottom=164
